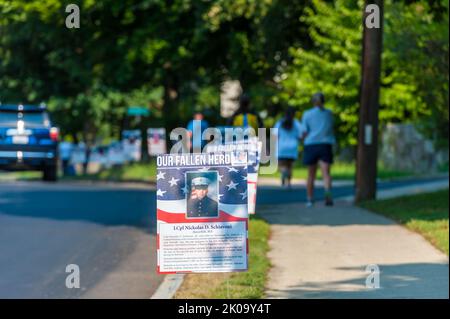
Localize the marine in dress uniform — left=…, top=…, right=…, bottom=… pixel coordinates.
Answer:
left=187, top=177, right=218, bottom=218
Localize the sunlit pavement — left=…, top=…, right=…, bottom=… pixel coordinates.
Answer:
left=260, top=201, right=449, bottom=299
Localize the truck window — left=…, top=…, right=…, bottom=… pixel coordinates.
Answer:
left=0, top=111, right=48, bottom=128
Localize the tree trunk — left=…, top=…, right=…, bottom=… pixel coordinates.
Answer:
left=163, top=72, right=179, bottom=147
left=355, top=1, right=384, bottom=203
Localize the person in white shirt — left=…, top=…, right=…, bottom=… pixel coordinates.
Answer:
left=274, top=107, right=303, bottom=188
left=301, top=93, right=336, bottom=207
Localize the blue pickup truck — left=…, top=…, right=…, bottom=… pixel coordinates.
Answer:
left=0, top=104, right=59, bottom=181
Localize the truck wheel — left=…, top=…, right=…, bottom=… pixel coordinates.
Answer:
left=43, top=166, right=58, bottom=182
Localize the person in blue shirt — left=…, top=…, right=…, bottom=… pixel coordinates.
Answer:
left=301, top=92, right=336, bottom=207
left=186, top=112, right=209, bottom=152
left=274, top=107, right=303, bottom=188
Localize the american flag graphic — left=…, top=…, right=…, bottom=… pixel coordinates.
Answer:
left=203, top=140, right=261, bottom=215
left=247, top=148, right=259, bottom=174
left=157, top=165, right=249, bottom=221
left=156, top=155, right=249, bottom=273
left=205, top=140, right=261, bottom=174
left=247, top=139, right=262, bottom=174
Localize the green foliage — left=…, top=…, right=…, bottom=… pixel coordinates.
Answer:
left=279, top=0, right=363, bottom=147
left=279, top=0, right=448, bottom=150
left=0, top=0, right=448, bottom=150
left=384, top=0, right=449, bottom=149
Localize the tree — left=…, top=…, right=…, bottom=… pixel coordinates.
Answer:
left=1, top=0, right=447, bottom=152
left=278, top=0, right=448, bottom=151
left=384, top=0, right=449, bottom=149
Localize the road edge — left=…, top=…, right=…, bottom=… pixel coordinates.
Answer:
left=150, top=274, right=185, bottom=299
left=338, top=178, right=449, bottom=203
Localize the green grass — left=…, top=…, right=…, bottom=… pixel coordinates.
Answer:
left=4, top=158, right=444, bottom=184
left=0, top=161, right=158, bottom=183
left=360, top=189, right=449, bottom=255
left=0, top=170, right=42, bottom=181
left=67, top=160, right=417, bottom=184
left=211, top=216, right=271, bottom=298
left=174, top=215, right=271, bottom=299
left=64, top=161, right=157, bottom=183
left=265, top=161, right=415, bottom=180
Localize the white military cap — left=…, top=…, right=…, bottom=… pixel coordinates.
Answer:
left=191, top=177, right=210, bottom=187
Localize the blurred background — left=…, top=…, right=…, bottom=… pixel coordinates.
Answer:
left=0, top=0, right=448, bottom=300
left=0, top=0, right=448, bottom=182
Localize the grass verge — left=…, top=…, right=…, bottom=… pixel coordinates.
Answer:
left=63, top=162, right=157, bottom=183
left=0, top=170, right=42, bottom=181
left=3, top=160, right=435, bottom=183
left=66, top=161, right=417, bottom=183
left=360, top=189, right=449, bottom=255
left=174, top=215, right=271, bottom=299
left=265, top=161, right=416, bottom=180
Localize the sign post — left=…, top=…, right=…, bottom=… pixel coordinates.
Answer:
left=147, top=128, right=167, bottom=156
left=126, top=106, right=150, bottom=161
left=355, top=1, right=384, bottom=202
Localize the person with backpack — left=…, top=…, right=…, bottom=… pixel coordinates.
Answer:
left=229, top=94, right=263, bottom=135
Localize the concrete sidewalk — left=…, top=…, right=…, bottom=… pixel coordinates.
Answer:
left=259, top=200, right=449, bottom=299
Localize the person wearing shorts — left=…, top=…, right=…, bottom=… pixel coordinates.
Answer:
left=301, top=92, right=335, bottom=206
left=274, top=107, right=303, bottom=188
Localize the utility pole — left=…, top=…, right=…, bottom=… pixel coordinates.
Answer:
left=355, top=1, right=384, bottom=203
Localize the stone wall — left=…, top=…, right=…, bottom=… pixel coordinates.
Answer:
left=379, top=123, right=448, bottom=173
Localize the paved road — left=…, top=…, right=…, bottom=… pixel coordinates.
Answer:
left=0, top=175, right=447, bottom=298
left=0, top=181, right=161, bottom=298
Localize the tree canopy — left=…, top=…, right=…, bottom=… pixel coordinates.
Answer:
left=0, top=0, right=448, bottom=149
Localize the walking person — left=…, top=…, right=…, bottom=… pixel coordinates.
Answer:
left=274, top=107, right=303, bottom=188
left=301, top=92, right=335, bottom=207
left=229, top=94, right=263, bottom=134
left=59, top=140, right=74, bottom=176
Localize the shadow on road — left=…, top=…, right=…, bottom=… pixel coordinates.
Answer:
left=257, top=201, right=398, bottom=226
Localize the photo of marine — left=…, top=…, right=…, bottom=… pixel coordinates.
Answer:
left=186, top=176, right=219, bottom=218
